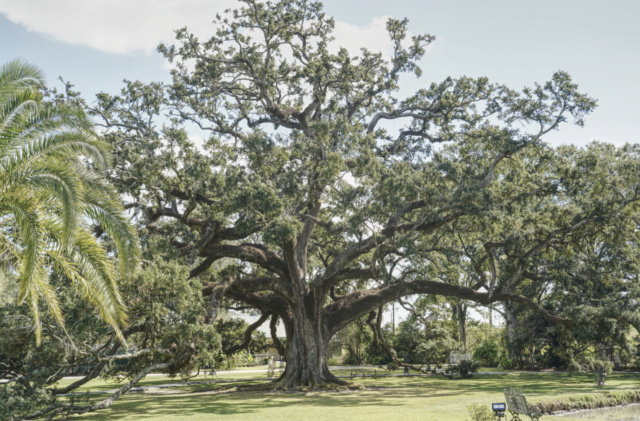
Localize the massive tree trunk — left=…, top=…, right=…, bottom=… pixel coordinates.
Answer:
left=275, top=296, right=346, bottom=389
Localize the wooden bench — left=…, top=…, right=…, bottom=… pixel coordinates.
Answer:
left=504, top=387, right=542, bottom=421
left=349, top=369, right=378, bottom=379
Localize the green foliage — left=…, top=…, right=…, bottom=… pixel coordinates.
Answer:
left=566, top=351, right=613, bottom=376
left=326, top=357, right=340, bottom=366
left=473, top=341, right=499, bottom=367
left=386, top=360, right=400, bottom=371
left=467, top=323, right=503, bottom=354
left=0, top=59, right=139, bottom=343
left=220, top=350, right=255, bottom=370
left=0, top=259, right=221, bottom=418
left=393, top=318, right=458, bottom=365
left=447, top=360, right=481, bottom=379
left=0, top=273, right=114, bottom=419
left=505, top=296, right=638, bottom=371
left=536, top=390, right=640, bottom=414
left=498, top=356, right=514, bottom=369
left=0, top=384, right=54, bottom=421
left=331, top=317, right=379, bottom=365
left=216, top=318, right=252, bottom=351
left=117, top=260, right=221, bottom=378
left=466, top=403, right=495, bottom=421
left=74, top=0, right=640, bottom=389
left=214, top=317, right=268, bottom=368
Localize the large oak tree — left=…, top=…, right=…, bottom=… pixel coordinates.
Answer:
left=90, top=0, right=639, bottom=388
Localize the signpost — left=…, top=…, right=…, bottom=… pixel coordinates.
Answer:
left=492, top=403, right=506, bottom=420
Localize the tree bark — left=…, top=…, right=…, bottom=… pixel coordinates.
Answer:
left=597, top=366, right=607, bottom=386
left=504, top=300, right=518, bottom=362
left=274, top=296, right=346, bottom=388
left=455, top=302, right=468, bottom=353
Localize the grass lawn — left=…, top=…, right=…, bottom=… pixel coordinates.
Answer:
left=59, top=371, right=640, bottom=421
left=53, top=369, right=273, bottom=394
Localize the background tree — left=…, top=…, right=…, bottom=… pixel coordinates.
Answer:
left=87, top=0, right=640, bottom=389
left=393, top=317, right=457, bottom=368
left=0, top=59, right=139, bottom=342
left=502, top=191, right=640, bottom=375
left=329, top=315, right=376, bottom=365
left=0, top=259, right=221, bottom=420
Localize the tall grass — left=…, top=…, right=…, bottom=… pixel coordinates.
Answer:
left=535, top=390, right=640, bottom=414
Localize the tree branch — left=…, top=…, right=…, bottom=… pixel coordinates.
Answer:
left=193, top=243, right=288, bottom=278
left=325, top=279, right=572, bottom=336
left=223, top=313, right=270, bottom=355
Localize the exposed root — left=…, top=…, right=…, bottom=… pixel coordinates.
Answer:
left=234, top=377, right=358, bottom=392
left=192, top=381, right=364, bottom=395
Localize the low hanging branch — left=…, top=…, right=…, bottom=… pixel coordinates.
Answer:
left=326, top=278, right=573, bottom=337
left=223, top=313, right=270, bottom=355
left=24, top=350, right=193, bottom=420
left=48, top=323, right=149, bottom=396
left=24, top=363, right=171, bottom=420
left=94, top=349, right=158, bottom=361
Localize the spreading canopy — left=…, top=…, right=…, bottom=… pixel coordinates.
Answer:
left=89, top=0, right=639, bottom=387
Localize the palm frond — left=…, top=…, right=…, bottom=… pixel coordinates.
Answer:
left=0, top=59, right=44, bottom=98
left=0, top=59, right=138, bottom=345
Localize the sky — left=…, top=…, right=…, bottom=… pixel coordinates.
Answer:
left=1, top=0, right=639, bottom=147
left=1, top=0, right=638, bottom=325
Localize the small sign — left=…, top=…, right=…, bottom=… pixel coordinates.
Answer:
left=492, top=403, right=506, bottom=412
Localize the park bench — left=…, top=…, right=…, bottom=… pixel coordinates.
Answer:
left=504, top=387, right=543, bottom=421
left=349, top=369, right=378, bottom=379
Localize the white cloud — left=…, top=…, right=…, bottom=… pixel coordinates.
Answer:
left=332, top=16, right=437, bottom=63
left=0, top=0, right=238, bottom=55
left=0, top=0, right=411, bottom=61
left=332, top=16, right=395, bottom=58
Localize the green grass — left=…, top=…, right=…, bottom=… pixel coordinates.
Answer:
left=58, top=371, right=640, bottom=421
left=53, top=371, right=270, bottom=394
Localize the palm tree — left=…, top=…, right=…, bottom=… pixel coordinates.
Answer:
left=0, top=59, right=139, bottom=343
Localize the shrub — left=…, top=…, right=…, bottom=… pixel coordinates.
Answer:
left=467, top=403, right=494, bottom=421
left=344, top=350, right=366, bottom=366
left=326, top=358, right=340, bottom=366
left=386, top=360, right=400, bottom=371
left=535, top=391, right=640, bottom=414
left=498, top=356, right=513, bottom=369
left=446, top=360, right=480, bottom=378
left=473, top=341, right=499, bottom=366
